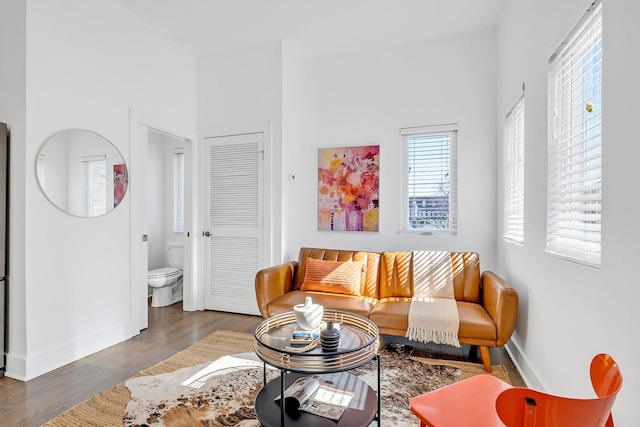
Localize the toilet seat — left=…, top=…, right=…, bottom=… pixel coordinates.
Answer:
left=148, top=267, right=182, bottom=279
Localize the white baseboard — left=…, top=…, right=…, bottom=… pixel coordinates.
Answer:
left=4, top=354, right=27, bottom=381
left=4, top=324, right=136, bottom=381
left=505, top=339, right=547, bottom=391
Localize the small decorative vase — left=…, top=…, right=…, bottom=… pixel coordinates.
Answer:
left=320, top=322, right=340, bottom=351
left=293, top=297, right=323, bottom=330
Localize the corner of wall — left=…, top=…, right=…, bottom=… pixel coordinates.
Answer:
left=505, top=339, right=546, bottom=391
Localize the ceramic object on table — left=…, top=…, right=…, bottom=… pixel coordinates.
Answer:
left=293, top=297, right=324, bottom=330
left=320, top=321, right=341, bottom=351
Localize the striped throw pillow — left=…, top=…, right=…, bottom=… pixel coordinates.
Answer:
left=301, top=258, right=364, bottom=296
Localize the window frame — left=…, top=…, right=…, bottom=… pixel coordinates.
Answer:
left=172, top=148, right=185, bottom=234
left=546, top=0, right=602, bottom=268
left=400, top=123, right=458, bottom=236
left=504, top=93, right=526, bottom=245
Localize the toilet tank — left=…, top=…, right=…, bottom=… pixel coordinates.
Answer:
left=166, top=241, right=184, bottom=268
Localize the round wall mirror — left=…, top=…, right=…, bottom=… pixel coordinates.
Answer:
left=36, top=129, right=128, bottom=217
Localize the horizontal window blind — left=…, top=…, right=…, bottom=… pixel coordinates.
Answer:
left=546, top=0, right=602, bottom=267
left=82, top=155, right=107, bottom=217
left=173, top=150, right=184, bottom=234
left=504, top=94, right=525, bottom=244
left=401, top=124, right=457, bottom=234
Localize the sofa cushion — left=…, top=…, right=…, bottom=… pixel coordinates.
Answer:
left=456, top=301, right=497, bottom=343
left=378, top=251, right=482, bottom=302
left=301, top=258, right=364, bottom=296
left=369, top=298, right=411, bottom=332
left=369, top=299, right=497, bottom=344
left=295, top=248, right=380, bottom=299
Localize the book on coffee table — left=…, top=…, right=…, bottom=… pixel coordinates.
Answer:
left=274, top=374, right=354, bottom=420
left=290, top=328, right=321, bottom=345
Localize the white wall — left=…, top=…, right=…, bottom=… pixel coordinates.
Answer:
left=147, top=134, right=166, bottom=270
left=197, top=41, right=284, bottom=266
left=296, top=30, right=498, bottom=269
left=6, top=0, right=196, bottom=380
left=496, top=0, right=638, bottom=424
left=281, top=41, right=304, bottom=260
left=196, top=31, right=498, bottom=270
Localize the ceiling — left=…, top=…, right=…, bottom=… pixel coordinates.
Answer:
left=114, top=0, right=506, bottom=59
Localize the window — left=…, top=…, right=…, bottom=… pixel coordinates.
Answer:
left=173, top=149, right=185, bottom=234
left=546, top=0, right=602, bottom=267
left=82, top=155, right=107, bottom=217
left=504, top=94, right=525, bottom=244
left=401, top=124, right=458, bottom=234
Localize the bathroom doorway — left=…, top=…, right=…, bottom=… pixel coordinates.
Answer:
left=146, top=130, right=188, bottom=303
left=129, top=110, right=196, bottom=332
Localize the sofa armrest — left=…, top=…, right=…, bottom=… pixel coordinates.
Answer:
left=255, top=261, right=298, bottom=318
left=481, top=271, right=519, bottom=347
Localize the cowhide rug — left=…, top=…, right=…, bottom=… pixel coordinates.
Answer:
left=123, top=345, right=480, bottom=427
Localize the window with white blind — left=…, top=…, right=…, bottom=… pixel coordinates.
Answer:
left=82, top=155, right=107, bottom=217
left=172, top=149, right=185, bottom=234
left=401, top=124, right=458, bottom=235
left=546, top=0, right=602, bottom=267
left=504, top=94, right=525, bottom=244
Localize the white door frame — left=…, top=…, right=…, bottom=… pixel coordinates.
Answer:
left=129, top=110, right=199, bottom=333
left=198, top=121, right=275, bottom=280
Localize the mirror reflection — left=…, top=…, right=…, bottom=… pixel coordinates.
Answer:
left=36, top=129, right=128, bottom=217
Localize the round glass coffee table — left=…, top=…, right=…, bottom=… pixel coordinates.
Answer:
left=254, top=310, right=380, bottom=426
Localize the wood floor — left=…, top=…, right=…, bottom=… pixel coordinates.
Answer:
left=0, top=302, right=525, bottom=426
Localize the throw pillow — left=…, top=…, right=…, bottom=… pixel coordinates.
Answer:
left=301, top=258, right=364, bottom=296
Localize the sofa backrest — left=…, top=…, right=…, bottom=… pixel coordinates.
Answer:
left=295, top=248, right=381, bottom=299
left=379, top=251, right=482, bottom=302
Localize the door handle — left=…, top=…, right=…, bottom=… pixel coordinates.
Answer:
left=203, top=231, right=211, bottom=237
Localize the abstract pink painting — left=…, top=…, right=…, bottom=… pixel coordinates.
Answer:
left=318, top=145, right=380, bottom=232
left=113, top=164, right=128, bottom=207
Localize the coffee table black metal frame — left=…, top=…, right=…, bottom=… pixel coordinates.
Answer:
left=254, top=310, right=381, bottom=427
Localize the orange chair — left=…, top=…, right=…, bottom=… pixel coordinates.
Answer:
left=409, top=353, right=622, bottom=427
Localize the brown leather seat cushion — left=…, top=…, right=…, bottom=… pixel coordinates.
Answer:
left=457, top=301, right=497, bottom=342
left=369, top=298, right=497, bottom=343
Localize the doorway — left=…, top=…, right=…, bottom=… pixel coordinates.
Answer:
left=129, top=111, right=196, bottom=333
left=146, top=130, right=188, bottom=303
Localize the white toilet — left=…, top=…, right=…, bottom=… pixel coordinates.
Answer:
left=148, top=241, right=184, bottom=308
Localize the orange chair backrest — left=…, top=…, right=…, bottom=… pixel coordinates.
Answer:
left=590, top=353, right=622, bottom=398
left=496, top=354, right=622, bottom=427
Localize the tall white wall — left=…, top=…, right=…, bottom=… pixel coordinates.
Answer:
left=6, top=0, right=196, bottom=380
left=197, top=41, right=285, bottom=266
left=296, top=30, right=498, bottom=269
left=196, top=31, right=498, bottom=269
left=147, top=134, right=166, bottom=271
left=281, top=41, right=304, bottom=261
left=496, top=0, right=638, bottom=424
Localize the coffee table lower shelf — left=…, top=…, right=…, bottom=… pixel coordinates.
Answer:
left=254, top=371, right=378, bottom=427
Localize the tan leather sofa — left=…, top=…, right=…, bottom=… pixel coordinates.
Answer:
left=255, top=247, right=519, bottom=372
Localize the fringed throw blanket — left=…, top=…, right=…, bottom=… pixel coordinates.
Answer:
left=406, top=251, right=461, bottom=347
